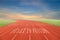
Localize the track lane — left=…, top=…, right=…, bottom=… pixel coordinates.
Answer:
left=0, top=20, right=60, bottom=40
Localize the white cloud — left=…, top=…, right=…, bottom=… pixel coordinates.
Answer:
left=19, top=0, right=43, bottom=8
left=0, top=5, right=60, bottom=19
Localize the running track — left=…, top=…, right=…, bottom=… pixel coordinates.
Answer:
left=0, top=20, right=60, bottom=40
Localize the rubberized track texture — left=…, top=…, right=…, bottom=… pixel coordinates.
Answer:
left=0, top=20, right=60, bottom=40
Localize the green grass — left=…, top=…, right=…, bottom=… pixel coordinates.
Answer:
left=38, top=19, right=60, bottom=26
left=24, top=18, right=60, bottom=26
left=0, top=20, right=15, bottom=26
left=0, top=19, right=60, bottom=27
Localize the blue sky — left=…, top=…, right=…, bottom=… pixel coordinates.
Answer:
left=0, top=0, right=60, bottom=19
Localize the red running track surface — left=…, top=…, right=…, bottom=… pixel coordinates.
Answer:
left=0, top=20, right=60, bottom=40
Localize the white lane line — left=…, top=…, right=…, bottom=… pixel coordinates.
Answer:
left=0, top=27, right=18, bottom=36
left=11, top=34, right=17, bottom=40
left=11, top=27, right=18, bottom=40
left=29, top=34, right=31, bottom=40
left=44, top=35, right=48, bottom=40
left=0, top=30, right=12, bottom=36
